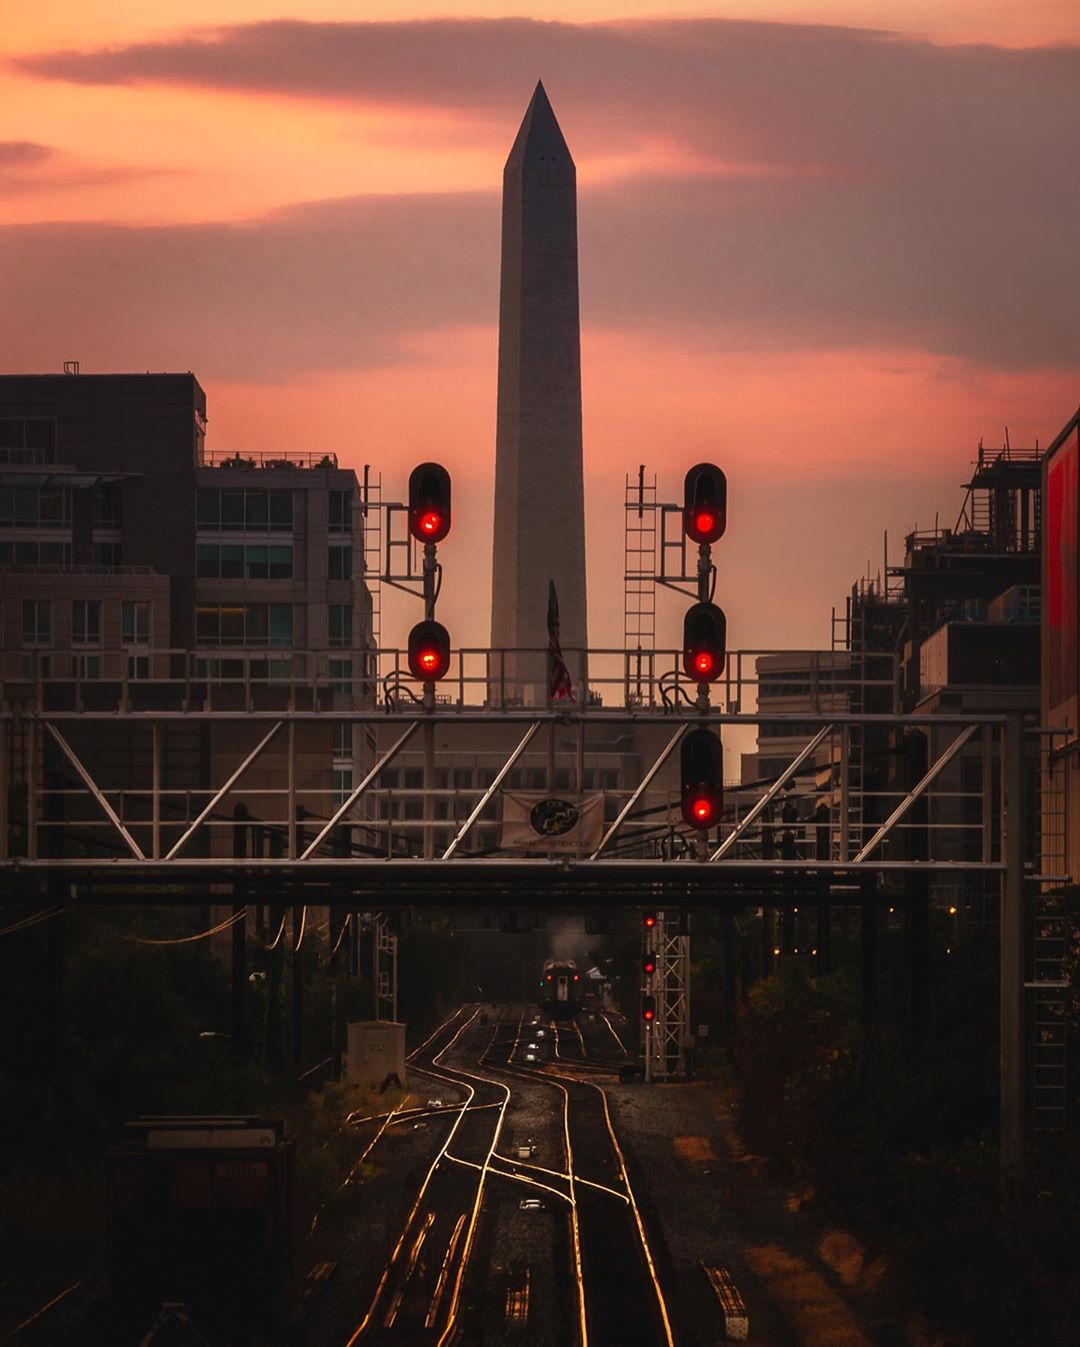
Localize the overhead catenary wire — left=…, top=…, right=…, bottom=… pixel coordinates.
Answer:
left=115, top=906, right=248, bottom=946
left=265, top=909, right=289, bottom=950
left=330, top=911, right=352, bottom=957
left=0, top=906, right=64, bottom=939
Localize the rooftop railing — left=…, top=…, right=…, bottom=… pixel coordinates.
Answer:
left=201, top=449, right=340, bottom=470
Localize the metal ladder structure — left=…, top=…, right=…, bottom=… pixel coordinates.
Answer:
left=643, top=910, right=691, bottom=1081
left=360, top=467, right=383, bottom=652
left=624, top=469, right=658, bottom=705
left=372, top=912, right=398, bottom=1022
left=1031, top=885, right=1068, bottom=1136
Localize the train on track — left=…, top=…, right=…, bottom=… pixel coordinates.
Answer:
left=540, top=958, right=580, bottom=1019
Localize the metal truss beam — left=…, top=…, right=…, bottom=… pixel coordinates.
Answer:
left=711, top=724, right=832, bottom=862
left=301, top=722, right=418, bottom=859
left=852, top=723, right=979, bottom=863
left=165, top=720, right=283, bottom=860
left=591, top=724, right=687, bottom=860
left=442, top=720, right=541, bottom=859
left=44, top=722, right=146, bottom=860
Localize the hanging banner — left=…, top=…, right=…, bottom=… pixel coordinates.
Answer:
left=500, top=793, right=605, bottom=853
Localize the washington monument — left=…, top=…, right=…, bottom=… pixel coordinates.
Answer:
left=490, top=82, right=588, bottom=701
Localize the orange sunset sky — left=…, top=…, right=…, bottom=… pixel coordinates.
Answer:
left=3, top=1, right=1080, bottom=654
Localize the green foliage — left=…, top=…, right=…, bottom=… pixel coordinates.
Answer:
left=730, top=944, right=1080, bottom=1347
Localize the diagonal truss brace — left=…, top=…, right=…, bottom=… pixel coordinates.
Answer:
left=301, top=722, right=419, bottom=859
left=443, top=721, right=542, bottom=859
left=591, top=724, right=689, bottom=860
left=711, top=724, right=832, bottom=862
left=45, top=722, right=146, bottom=860
left=165, top=721, right=283, bottom=860
left=853, top=723, right=978, bottom=863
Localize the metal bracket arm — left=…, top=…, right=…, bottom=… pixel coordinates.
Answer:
left=442, top=721, right=542, bottom=859
left=165, top=721, right=283, bottom=860
left=853, top=723, right=978, bottom=863
left=45, top=722, right=146, bottom=860
left=711, top=724, right=832, bottom=862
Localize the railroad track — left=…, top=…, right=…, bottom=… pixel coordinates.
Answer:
left=342, top=1001, right=674, bottom=1347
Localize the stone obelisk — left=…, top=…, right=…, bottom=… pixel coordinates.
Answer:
left=490, top=82, right=588, bottom=703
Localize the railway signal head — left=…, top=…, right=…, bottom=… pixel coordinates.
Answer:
left=408, top=461, right=452, bottom=543
left=683, top=463, right=727, bottom=545
left=642, top=994, right=656, bottom=1023
left=682, top=601, right=726, bottom=683
left=642, top=910, right=657, bottom=930
left=407, top=619, right=451, bottom=681
left=681, top=728, right=723, bottom=830
left=642, top=953, right=657, bottom=978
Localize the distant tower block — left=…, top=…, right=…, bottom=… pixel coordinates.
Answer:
left=491, top=82, right=588, bottom=704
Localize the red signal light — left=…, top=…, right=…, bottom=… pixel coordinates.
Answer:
left=682, top=602, right=726, bottom=684
left=643, top=911, right=657, bottom=929
left=681, top=729, right=723, bottom=830
left=407, top=619, right=450, bottom=682
left=683, top=463, right=727, bottom=545
left=408, top=462, right=452, bottom=544
left=643, top=954, right=657, bottom=977
left=642, top=994, right=656, bottom=1023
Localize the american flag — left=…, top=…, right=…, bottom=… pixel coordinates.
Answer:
left=547, top=580, right=575, bottom=701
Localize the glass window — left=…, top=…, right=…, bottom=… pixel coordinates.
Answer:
left=333, top=721, right=353, bottom=757
left=244, top=490, right=268, bottom=529
left=39, top=485, right=69, bottom=525
left=245, top=544, right=269, bottom=580
left=196, top=543, right=219, bottom=578
left=221, top=544, right=244, bottom=578
left=221, top=489, right=244, bottom=529
left=329, top=489, right=352, bottom=532
left=332, top=767, right=353, bottom=807
left=91, top=542, right=121, bottom=567
left=329, top=658, right=352, bottom=694
left=269, top=604, right=293, bottom=647
left=328, top=545, right=352, bottom=580
left=329, top=604, right=352, bottom=647
left=122, top=601, right=150, bottom=645
left=268, top=545, right=292, bottom=580
left=220, top=606, right=245, bottom=644
left=269, top=490, right=293, bottom=530
left=196, top=607, right=220, bottom=644
left=196, top=488, right=220, bottom=529
left=0, top=484, right=69, bottom=527
left=39, top=541, right=71, bottom=566
left=22, top=599, right=50, bottom=644
left=74, top=653, right=101, bottom=680
left=92, top=482, right=121, bottom=527
left=72, top=600, right=101, bottom=644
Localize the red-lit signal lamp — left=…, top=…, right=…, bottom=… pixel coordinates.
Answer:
left=407, top=619, right=451, bottom=682
left=642, top=911, right=657, bottom=930
left=680, top=728, right=723, bottom=830
left=642, top=953, right=657, bottom=978
left=683, top=463, right=727, bottom=545
left=682, top=602, right=726, bottom=684
left=408, top=462, right=452, bottom=544
left=642, top=994, right=656, bottom=1023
